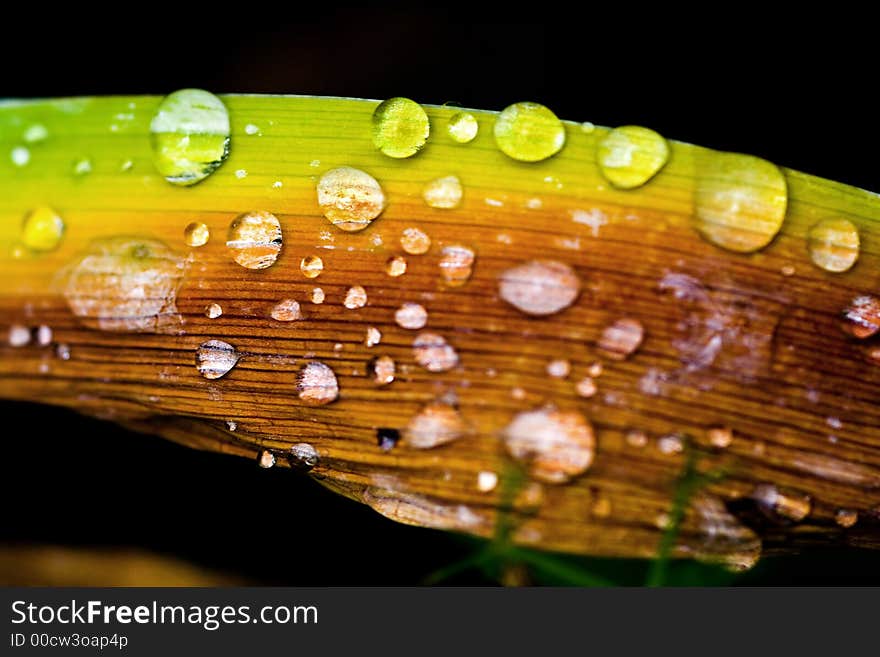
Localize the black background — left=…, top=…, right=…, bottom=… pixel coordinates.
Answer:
left=2, top=13, right=878, bottom=584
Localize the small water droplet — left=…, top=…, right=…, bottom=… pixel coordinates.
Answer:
left=372, top=97, right=430, bottom=158
left=422, top=175, right=463, bottom=209
left=316, top=167, right=385, bottom=232
left=11, top=146, right=30, bottom=166
left=234, top=168, right=247, bottom=179
left=365, top=327, right=382, bottom=347
left=807, top=218, right=860, bottom=273
left=297, top=361, right=339, bottom=405
left=34, top=325, right=52, bottom=347
left=244, top=123, right=260, bottom=135
left=370, top=355, right=396, bottom=386
left=581, top=121, right=595, bottom=134
left=55, top=343, right=71, bottom=360
left=752, top=484, right=811, bottom=522
left=438, top=245, right=475, bottom=287
left=227, top=211, right=282, bottom=269
left=310, top=288, right=325, bottom=304
left=655, top=512, right=672, bottom=530
left=196, top=339, right=239, bottom=379
left=289, top=442, right=319, bottom=470
left=780, top=265, right=796, bottom=276
left=575, top=377, right=597, bottom=398
left=183, top=221, right=210, bottom=247
left=296, top=255, right=323, bottom=279
left=226, top=420, right=237, bottom=431
left=258, top=450, right=275, bottom=468
left=625, top=429, right=648, bottom=448
left=23, top=123, right=49, bottom=143
left=395, top=302, right=428, bottom=329
left=413, top=332, right=459, bottom=372
left=344, top=285, right=367, bottom=309
left=498, top=260, right=580, bottom=316
left=502, top=406, right=596, bottom=483
left=591, top=494, right=612, bottom=518
left=270, top=299, right=302, bottom=321
left=385, top=255, right=407, bottom=277
left=400, top=227, right=431, bottom=254
left=447, top=111, right=479, bottom=143
left=272, top=180, right=283, bottom=188
left=587, top=362, right=603, bottom=377
left=21, top=206, right=64, bottom=252
left=204, top=303, right=222, bottom=319
left=377, top=427, right=400, bottom=452
left=8, top=324, right=30, bottom=347
left=597, top=318, right=644, bottom=360
left=525, top=197, right=543, bottom=210
left=598, top=125, right=669, bottom=189
left=842, top=295, right=880, bottom=338
left=835, top=508, right=858, bottom=528
left=493, top=102, right=565, bottom=162
left=477, top=471, right=498, bottom=492
left=658, top=434, right=684, bottom=455
left=150, top=88, right=230, bottom=185
left=826, top=416, right=843, bottom=430
left=708, top=426, right=733, bottom=448
left=693, top=152, right=787, bottom=253
left=72, top=157, right=92, bottom=176
left=546, top=359, right=570, bottom=378
left=404, top=401, right=469, bottom=448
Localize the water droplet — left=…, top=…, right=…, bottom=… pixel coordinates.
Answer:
left=708, top=426, right=733, bottom=448
left=258, top=450, right=275, bottom=468
left=400, top=227, right=431, bottom=254
left=395, top=302, right=428, bottom=329
left=587, top=362, right=603, bottom=377
left=72, top=157, right=92, bottom=176
left=597, top=318, right=644, bottom=360
left=23, top=123, right=49, bottom=143
left=377, top=427, right=400, bottom=452
left=244, top=123, right=260, bottom=135
left=316, top=167, right=385, bottom=232
left=11, top=146, right=30, bottom=166
left=546, top=359, right=570, bottom=378
left=289, top=442, right=319, bottom=470
left=502, top=406, right=595, bottom=483
left=310, top=288, right=325, bottom=304
left=511, top=387, right=527, bottom=401
left=297, top=361, right=339, bottom=405
left=413, top=332, right=459, bottom=372
left=227, top=211, right=282, bottom=269
left=842, top=295, right=880, bottom=338
left=591, top=495, right=612, bottom=518
left=597, top=125, right=669, bottom=189
left=525, top=197, right=543, bottom=210
left=234, top=168, right=247, bottom=179
left=385, top=255, right=407, bottom=277
left=204, top=303, right=223, bottom=319
left=150, top=89, right=230, bottom=185
left=196, top=339, right=239, bottom=379
left=55, top=344, right=71, bottom=360
left=752, top=484, right=811, bottom=522
left=625, top=429, right=648, bottom=448
left=693, top=152, right=787, bottom=253
left=575, top=377, right=597, bottom=398
left=35, top=325, right=52, bottom=347
left=493, top=102, right=565, bottom=162
left=658, top=434, right=684, bottom=455
left=365, top=326, right=382, bottom=347
left=422, top=175, right=463, bottom=209
left=295, top=255, right=323, bottom=280
left=21, top=206, right=64, bottom=252
left=655, top=512, right=672, bottom=530
left=438, top=245, right=475, bottom=287
left=835, top=508, right=858, bottom=528
left=780, top=265, right=796, bottom=276
left=372, top=97, right=430, bottom=158
left=447, top=111, right=478, bottom=143
left=404, top=401, right=469, bottom=448
left=499, top=260, right=580, bottom=316
left=272, top=180, right=282, bottom=188
left=270, top=299, right=302, bottom=321
left=344, top=285, right=367, bottom=309
left=581, top=121, right=595, bottom=134
left=183, top=221, right=210, bottom=247
left=807, top=218, right=860, bottom=273
left=8, top=324, right=30, bottom=347
left=369, top=355, right=396, bottom=386
left=477, top=471, right=498, bottom=492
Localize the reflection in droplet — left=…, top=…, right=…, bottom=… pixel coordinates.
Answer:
left=385, top=255, right=407, bottom=277
left=752, top=483, right=811, bottom=522
left=448, top=111, right=478, bottom=143
left=597, top=318, right=644, bottom=360
left=344, top=285, right=367, bottom=309
left=21, top=207, right=64, bottom=252
left=693, top=152, right=787, bottom=253
left=842, top=295, right=880, bottom=339
left=401, top=227, right=431, bottom=255
left=370, top=355, right=396, bottom=386
left=372, top=97, right=430, bottom=158
left=297, top=361, right=339, bottom=405
left=317, top=167, right=385, bottom=232
left=422, top=175, right=463, bottom=209
left=196, top=339, right=239, bottom=379
left=499, top=260, right=580, bottom=316
left=395, top=302, right=428, bottom=330
left=807, top=218, right=860, bottom=273
left=184, top=221, right=210, bottom=247
left=493, top=102, right=565, bottom=162
left=204, top=303, right=222, bottom=319
left=413, top=332, right=459, bottom=372
left=150, top=89, right=230, bottom=185
left=597, top=125, right=669, bottom=189
left=439, top=245, right=475, bottom=287
left=502, top=406, right=595, bottom=483
left=404, top=401, right=469, bottom=449
left=270, top=299, right=302, bottom=321
left=289, top=442, right=319, bottom=470
left=227, top=211, right=282, bottom=270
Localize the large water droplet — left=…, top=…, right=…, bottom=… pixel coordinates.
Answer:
left=438, top=245, right=475, bottom=287
left=370, top=355, right=396, bottom=386
left=270, top=298, right=302, bottom=321
left=395, top=302, right=428, bottom=329
left=317, top=167, right=385, bottom=232
left=693, top=152, right=787, bottom=253
left=494, top=102, right=565, bottom=162
left=227, top=211, right=282, bottom=269
left=21, top=206, right=64, bottom=252
left=807, top=217, right=860, bottom=273
left=501, top=406, right=595, bottom=483
left=413, top=332, right=459, bottom=372
left=149, top=89, right=230, bottom=185
left=196, top=340, right=239, bottom=379
left=422, top=175, right=463, bottom=209
left=842, top=295, right=880, bottom=339
left=498, top=260, right=580, bottom=316
left=289, top=442, right=319, bottom=470
left=344, top=285, right=367, bottom=309
left=400, top=227, right=431, bottom=254
left=372, top=97, right=430, bottom=158
left=205, top=303, right=222, bottom=319
left=752, top=483, right=811, bottom=522
left=404, top=401, right=469, bottom=449
left=447, top=111, right=478, bottom=143
left=597, top=125, right=669, bottom=189
left=297, top=361, right=339, bottom=405
left=597, top=318, right=644, bottom=360
left=184, top=221, right=210, bottom=247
